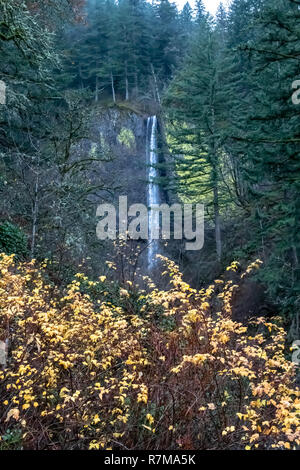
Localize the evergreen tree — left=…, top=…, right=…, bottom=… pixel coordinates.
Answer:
left=194, top=0, right=207, bottom=23
left=179, top=2, right=194, bottom=41
left=152, top=0, right=181, bottom=82
left=165, top=19, right=229, bottom=262
left=215, top=2, right=228, bottom=45
left=232, top=0, right=300, bottom=319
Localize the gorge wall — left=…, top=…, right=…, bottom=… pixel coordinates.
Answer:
left=83, top=104, right=170, bottom=282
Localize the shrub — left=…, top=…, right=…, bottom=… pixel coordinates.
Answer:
left=0, top=254, right=299, bottom=450
left=117, top=128, right=135, bottom=149
left=0, top=222, right=28, bottom=259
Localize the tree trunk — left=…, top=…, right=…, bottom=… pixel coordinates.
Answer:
left=0, top=339, right=8, bottom=368
left=79, top=64, right=84, bottom=89
left=213, top=183, right=222, bottom=262
left=125, top=62, right=129, bottom=101
left=134, top=71, right=138, bottom=97
left=292, top=244, right=299, bottom=267
left=150, top=63, right=161, bottom=105
left=31, top=177, right=38, bottom=258
left=95, top=75, right=99, bottom=102
left=111, top=72, right=116, bottom=103
left=210, top=102, right=221, bottom=262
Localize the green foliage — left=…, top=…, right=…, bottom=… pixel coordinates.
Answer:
left=163, top=0, right=300, bottom=334
left=227, top=0, right=300, bottom=323
left=0, top=428, right=23, bottom=450
left=63, top=0, right=187, bottom=101
left=0, top=222, right=28, bottom=259
left=164, top=12, right=229, bottom=261
left=117, top=128, right=135, bottom=149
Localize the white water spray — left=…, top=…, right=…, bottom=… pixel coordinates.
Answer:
left=147, top=116, right=160, bottom=269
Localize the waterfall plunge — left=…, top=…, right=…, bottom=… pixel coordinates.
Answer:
left=147, top=116, right=160, bottom=270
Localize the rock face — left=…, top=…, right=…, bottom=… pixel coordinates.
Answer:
left=80, top=104, right=182, bottom=284
left=83, top=105, right=166, bottom=280
left=89, top=106, right=150, bottom=208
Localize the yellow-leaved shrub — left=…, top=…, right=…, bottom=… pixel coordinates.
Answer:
left=0, top=254, right=299, bottom=450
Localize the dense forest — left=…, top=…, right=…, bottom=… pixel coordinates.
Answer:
left=0, top=0, right=299, bottom=451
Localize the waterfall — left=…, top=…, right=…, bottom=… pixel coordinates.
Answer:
left=147, top=116, right=160, bottom=270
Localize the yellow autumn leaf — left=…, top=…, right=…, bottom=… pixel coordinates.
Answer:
left=5, top=408, right=20, bottom=422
